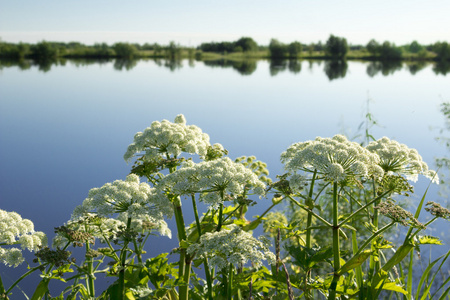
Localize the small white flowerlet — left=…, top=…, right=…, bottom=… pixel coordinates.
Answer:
left=157, top=157, right=266, bottom=209
left=0, top=209, right=47, bottom=267
left=281, top=134, right=382, bottom=183
left=124, top=114, right=211, bottom=163
left=187, top=225, right=276, bottom=270
left=366, top=137, right=439, bottom=184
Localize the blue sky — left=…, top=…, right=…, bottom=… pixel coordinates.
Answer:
left=1, top=0, right=449, bottom=46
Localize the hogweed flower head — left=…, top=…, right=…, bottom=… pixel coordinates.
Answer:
left=281, top=134, right=383, bottom=183
left=124, top=114, right=213, bottom=163
left=71, top=174, right=172, bottom=224
left=375, top=200, right=425, bottom=229
left=157, top=157, right=266, bottom=209
left=187, top=225, right=276, bottom=270
left=366, top=137, right=439, bottom=184
left=0, top=209, right=47, bottom=267
left=425, top=202, right=450, bottom=220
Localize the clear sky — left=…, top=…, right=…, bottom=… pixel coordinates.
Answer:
left=1, top=0, right=449, bottom=47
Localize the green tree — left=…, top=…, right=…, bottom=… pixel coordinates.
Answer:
left=325, top=35, right=348, bottom=58
left=379, top=41, right=403, bottom=60
left=366, top=39, right=381, bottom=55
left=113, top=43, right=138, bottom=59
left=434, top=41, right=450, bottom=61
left=408, top=40, right=423, bottom=53
left=165, top=41, right=182, bottom=60
left=269, top=39, right=288, bottom=58
left=30, top=41, right=58, bottom=59
left=287, top=41, right=302, bottom=58
left=234, top=37, right=258, bottom=52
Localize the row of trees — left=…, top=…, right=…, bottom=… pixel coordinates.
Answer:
left=1, top=37, right=450, bottom=61
left=198, top=37, right=259, bottom=53
left=0, top=41, right=187, bottom=59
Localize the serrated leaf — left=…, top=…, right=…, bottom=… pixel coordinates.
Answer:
left=418, top=235, right=443, bottom=245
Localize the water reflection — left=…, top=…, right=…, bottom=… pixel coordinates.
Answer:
left=433, top=61, right=450, bottom=75
left=269, top=59, right=287, bottom=76
left=203, top=59, right=257, bottom=75
left=1, top=58, right=449, bottom=78
left=324, top=59, right=348, bottom=80
left=406, top=61, right=428, bottom=75
left=113, top=59, right=138, bottom=71
left=366, top=60, right=402, bottom=77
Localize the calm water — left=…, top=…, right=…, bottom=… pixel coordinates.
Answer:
left=1, top=58, right=449, bottom=295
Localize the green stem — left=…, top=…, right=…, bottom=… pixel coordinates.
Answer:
left=172, top=196, right=190, bottom=300
left=328, top=182, right=340, bottom=300
left=191, top=194, right=213, bottom=300
left=227, top=263, right=233, bottom=300
left=4, top=264, right=47, bottom=296
left=286, top=194, right=332, bottom=227
left=353, top=222, right=396, bottom=258
left=408, top=216, right=438, bottom=240
left=305, top=169, right=317, bottom=249
left=133, top=239, right=143, bottom=264
left=118, top=217, right=132, bottom=300
left=369, top=179, right=380, bottom=280
left=217, top=202, right=224, bottom=232
left=339, top=189, right=392, bottom=227
left=85, top=238, right=95, bottom=297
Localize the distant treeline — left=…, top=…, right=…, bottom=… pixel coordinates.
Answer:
left=1, top=35, right=449, bottom=61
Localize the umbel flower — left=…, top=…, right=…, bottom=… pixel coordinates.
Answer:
left=281, top=134, right=383, bottom=183
left=156, top=157, right=266, bottom=209
left=0, top=209, right=47, bottom=267
left=366, top=137, right=438, bottom=183
left=70, top=174, right=171, bottom=237
left=187, top=225, right=276, bottom=270
left=124, top=114, right=212, bottom=163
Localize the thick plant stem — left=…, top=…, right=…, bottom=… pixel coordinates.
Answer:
left=191, top=194, right=213, bottom=300
left=305, top=169, right=317, bottom=249
left=369, top=179, right=379, bottom=280
left=227, top=263, right=233, bottom=300
left=328, top=182, right=340, bottom=300
left=304, top=170, right=317, bottom=300
left=217, top=202, right=224, bottom=232
left=118, top=217, right=132, bottom=300
left=85, top=239, right=95, bottom=298
left=173, top=197, right=190, bottom=300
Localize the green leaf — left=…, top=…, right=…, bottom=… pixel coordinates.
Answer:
left=337, top=250, right=372, bottom=275
left=30, top=279, right=49, bottom=300
left=381, top=282, right=408, bottom=294
left=417, top=235, right=443, bottom=245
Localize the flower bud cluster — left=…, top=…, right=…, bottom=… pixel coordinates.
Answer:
left=0, top=209, right=47, bottom=267
left=281, top=134, right=382, bottom=183
left=124, top=114, right=212, bottom=163
left=187, top=225, right=276, bottom=269
left=157, top=157, right=266, bottom=209
left=375, top=200, right=425, bottom=229
left=366, top=137, right=439, bottom=183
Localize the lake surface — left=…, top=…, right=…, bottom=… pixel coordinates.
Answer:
left=1, top=58, right=449, bottom=296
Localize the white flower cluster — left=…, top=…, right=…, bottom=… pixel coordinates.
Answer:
left=53, top=213, right=171, bottom=248
left=187, top=225, right=276, bottom=270
left=123, top=114, right=212, bottom=163
left=53, top=214, right=125, bottom=248
left=366, top=137, right=439, bottom=183
left=281, top=135, right=383, bottom=183
left=71, top=174, right=171, bottom=237
left=157, top=157, right=266, bottom=209
left=0, top=209, right=47, bottom=267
